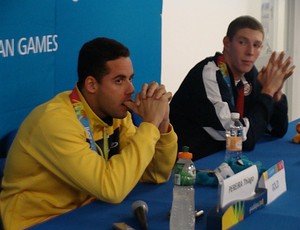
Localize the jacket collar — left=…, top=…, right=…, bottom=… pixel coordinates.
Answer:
left=76, top=86, right=113, bottom=129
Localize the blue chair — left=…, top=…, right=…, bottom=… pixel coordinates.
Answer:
left=0, top=129, right=17, bottom=158
left=0, top=158, right=6, bottom=178
left=0, top=129, right=17, bottom=185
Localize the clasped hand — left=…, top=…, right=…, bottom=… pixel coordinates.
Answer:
left=258, top=51, right=296, bottom=101
left=124, top=82, right=172, bottom=133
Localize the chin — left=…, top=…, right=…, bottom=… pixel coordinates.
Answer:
left=115, top=112, right=128, bottom=119
left=243, top=64, right=254, bottom=71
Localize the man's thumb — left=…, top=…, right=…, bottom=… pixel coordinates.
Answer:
left=123, top=101, right=136, bottom=112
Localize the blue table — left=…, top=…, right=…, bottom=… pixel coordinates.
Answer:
left=30, top=119, right=300, bottom=230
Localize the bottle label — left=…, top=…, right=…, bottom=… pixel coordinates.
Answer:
left=226, top=136, right=242, bottom=151
left=173, top=163, right=195, bottom=186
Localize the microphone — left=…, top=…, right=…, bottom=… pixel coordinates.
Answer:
left=131, top=200, right=149, bottom=230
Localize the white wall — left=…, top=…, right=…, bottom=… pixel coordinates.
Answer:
left=161, top=0, right=261, bottom=94
left=162, top=0, right=299, bottom=121
left=286, top=0, right=300, bottom=121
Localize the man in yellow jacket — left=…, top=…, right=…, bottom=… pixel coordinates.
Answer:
left=0, top=37, right=177, bottom=229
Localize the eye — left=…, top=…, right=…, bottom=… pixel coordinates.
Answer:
left=115, top=77, right=124, bottom=84
left=238, top=38, right=248, bottom=46
left=253, top=42, right=262, bottom=49
left=114, top=75, right=134, bottom=85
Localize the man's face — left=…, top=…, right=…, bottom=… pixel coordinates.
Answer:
left=224, top=28, right=263, bottom=79
left=94, top=57, right=135, bottom=119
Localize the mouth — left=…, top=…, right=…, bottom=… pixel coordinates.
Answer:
left=123, top=98, right=133, bottom=103
left=242, top=60, right=253, bottom=66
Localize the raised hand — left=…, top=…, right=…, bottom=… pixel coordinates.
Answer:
left=258, top=51, right=295, bottom=101
left=124, top=82, right=172, bottom=133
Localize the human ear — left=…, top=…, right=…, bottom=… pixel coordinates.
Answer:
left=223, top=36, right=230, bottom=50
left=85, top=76, right=98, bottom=93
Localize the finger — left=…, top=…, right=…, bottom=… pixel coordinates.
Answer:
left=164, top=91, right=173, bottom=102
left=260, top=66, right=266, bottom=73
left=154, top=84, right=167, bottom=99
left=146, top=81, right=159, bottom=98
left=281, top=56, right=292, bottom=73
left=258, top=66, right=266, bottom=82
left=265, top=52, right=277, bottom=76
left=140, top=83, right=149, bottom=99
left=284, top=65, right=296, bottom=80
left=268, top=51, right=277, bottom=66
left=265, top=56, right=274, bottom=78
left=135, top=93, right=141, bottom=106
left=275, top=51, right=285, bottom=66
left=123, top=100, right=137, bottom=112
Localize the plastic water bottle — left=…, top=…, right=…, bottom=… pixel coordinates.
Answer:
left=170, top=146, right=196, bottom=230
left=225, top=112, right=243, bottom=162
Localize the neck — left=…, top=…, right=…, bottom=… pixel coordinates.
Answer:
left=222, top=52, right=243, bottom=81
left=80, top=87, right=104, bottom=119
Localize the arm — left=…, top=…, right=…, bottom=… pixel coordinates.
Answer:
left=140, top=124, right=177, bottom=183
left=170, top=58, right=230, bottom=157
left=243, top=52, right=294, bottom=149
left=242, top=92, right=274, bottom=150
left=124, top=82, right=177, bottom=182
left=36, top=107, right=175, bottom=204
left=242, top=93, right=288, bottom=151
left=269, top=94, right=288, bottom=137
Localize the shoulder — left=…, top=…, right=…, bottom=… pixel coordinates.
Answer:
left=24, top=91, right=79, bottom=132
left=190, top=54, right=217, bottom=72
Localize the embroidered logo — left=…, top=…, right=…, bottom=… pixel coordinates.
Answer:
left=110, top=142, right=119, bottom=149
left=244, top=83, right=252, bottom=96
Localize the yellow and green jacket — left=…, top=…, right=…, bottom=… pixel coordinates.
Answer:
left=0, top=88, right=177, bottom=229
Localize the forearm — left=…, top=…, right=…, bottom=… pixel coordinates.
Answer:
left=141, top=125, right=178, bottom=183
left=243, top=93, right=274, bottom=150
left=269, top=94, right=288, bottom=137
left=41, top=119, right=161, bottom=204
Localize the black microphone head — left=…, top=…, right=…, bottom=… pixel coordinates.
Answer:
left=131, top=200, right=148, bottom=214
left=131, top=200, right=149, bottom=230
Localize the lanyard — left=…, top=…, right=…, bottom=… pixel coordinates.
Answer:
left=69, top=87, right=99, bottom=154
left=217, top=54, right=235, bottom=106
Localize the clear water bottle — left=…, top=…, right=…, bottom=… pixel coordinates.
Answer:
left=225, top=112, right=243, bottom=162
left=170, top=146, right=196, bottom=230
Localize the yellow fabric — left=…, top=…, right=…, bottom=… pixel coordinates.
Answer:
left=0, top=89, right=177, bottom=230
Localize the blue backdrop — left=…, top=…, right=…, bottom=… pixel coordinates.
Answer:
left=0, top=0, right=162, bottom=152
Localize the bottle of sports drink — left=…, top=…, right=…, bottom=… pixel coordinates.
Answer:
left=225, top=112, right=243, bottom=162
left=170, top=146, right=196, bottom=230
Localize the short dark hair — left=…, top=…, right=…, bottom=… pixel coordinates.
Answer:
left=226, top=15, right=264, bottom=40
left=77, top=37, right=130, bottom=89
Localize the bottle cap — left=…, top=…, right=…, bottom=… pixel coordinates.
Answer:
left=178, top=146, right=192, bottom=159
left=182, top=146, right=189, bottom=152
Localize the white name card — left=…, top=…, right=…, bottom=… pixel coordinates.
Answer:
left=258, top=160, right=287, bottom=204
left=219, top=165, right=258, bottom=209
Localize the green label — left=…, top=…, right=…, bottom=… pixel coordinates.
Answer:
left=173, top=163, right=195, bottom=186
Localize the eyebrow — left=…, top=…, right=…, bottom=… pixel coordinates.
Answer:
left=113, top=73, right=134, bottom=80
left=237, top=36, right=262, bottom=44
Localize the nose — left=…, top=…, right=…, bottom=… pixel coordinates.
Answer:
left=246, top=43, right=255, bottom=55
left=126, top=81, right=135, bottom=95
